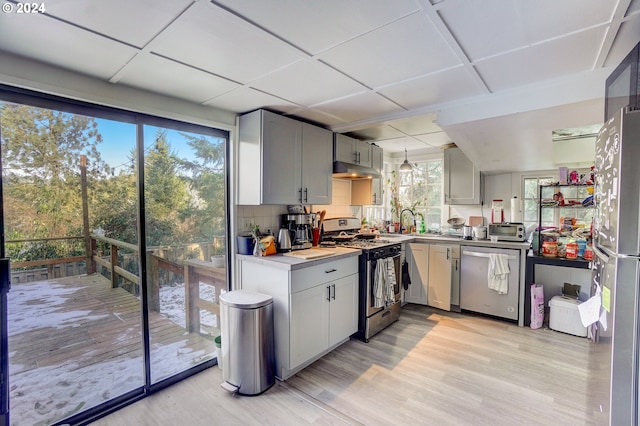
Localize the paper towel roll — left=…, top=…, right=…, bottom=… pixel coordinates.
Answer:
left=511, top=197, right=523, bottom=223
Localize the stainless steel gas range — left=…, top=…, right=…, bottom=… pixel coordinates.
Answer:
left=322, top=218, right=401, bottom=342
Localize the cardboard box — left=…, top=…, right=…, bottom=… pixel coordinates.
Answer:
left=549, top=295, right=587, bottom=337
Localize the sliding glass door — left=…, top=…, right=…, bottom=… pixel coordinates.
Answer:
left=142, top=123, right=226, bottom=384
left=1, top=102, right=144, bottom=425
left=0, top=89, right=229, bottom=425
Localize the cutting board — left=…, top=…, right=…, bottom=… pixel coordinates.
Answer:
left=283, top=249, right=335, bottom=260
left=468, top=216, right=485, bottom=226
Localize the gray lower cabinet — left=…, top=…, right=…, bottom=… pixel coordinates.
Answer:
left=427, top=245, right=459, bottom=311
left=404, top=243, right=429, bottom=304
left=239, top=255, right=358, bottom=380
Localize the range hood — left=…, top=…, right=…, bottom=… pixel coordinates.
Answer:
left=332, top=161, right=381, bottom=179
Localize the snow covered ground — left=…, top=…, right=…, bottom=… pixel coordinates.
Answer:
left=8, top=278, right=217, bottom=426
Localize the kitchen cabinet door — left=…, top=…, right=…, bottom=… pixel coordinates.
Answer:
left=428, top=244, right=453, bottom=311
left=404, top=243, right=429, bottom=305
left=371, top=144, right=383, bottom=172
left=290, top=284, right=330, bottom=369
left=328, top=274, right=358, bottom=347
left=261, top=111, right=303, bottom=204
left=443, top=147, right=481, bottom=205
left=238, top=109, right=332, bottom=205
left=350, top=178, right=383, bottom=205
left=334, top=134, right=372, bottom=167
left=301, top=123, right=333, bottom=204
left=371, top=177, right=383, bottom=205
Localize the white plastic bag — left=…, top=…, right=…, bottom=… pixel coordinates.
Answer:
left=530, top=283, right=545, bottom=329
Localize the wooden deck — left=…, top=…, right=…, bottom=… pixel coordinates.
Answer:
left=8, top=274, right=217, bottom=426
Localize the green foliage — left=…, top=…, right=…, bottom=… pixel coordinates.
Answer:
left=1, top=102, right=228, bottom=266
left=1, top=103, right=106, bottom=262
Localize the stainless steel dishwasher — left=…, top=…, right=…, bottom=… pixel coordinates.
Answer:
left=460, top=245, right=520, bottom=320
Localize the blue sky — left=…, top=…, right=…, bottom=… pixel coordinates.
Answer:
left=94, top=118, right=212, bottom=174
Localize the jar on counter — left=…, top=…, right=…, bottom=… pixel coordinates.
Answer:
left=566, top=242, right=578, bottom=259
left=584, top=245, right=593, bottom=260
left=542, top=241, right=558, bottom=258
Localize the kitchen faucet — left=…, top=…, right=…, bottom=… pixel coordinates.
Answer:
left=399, top=208, right=416, bottom=234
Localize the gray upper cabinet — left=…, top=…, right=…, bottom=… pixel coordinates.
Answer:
left=334, top=133, right=372, bottom=167
left=351, top=177, right=383, bottom=206
left=371, top=144, right=383, bottom=172
left=443, top=146, right=481, bottom=205
left=238, top=109, right=332, bottom=205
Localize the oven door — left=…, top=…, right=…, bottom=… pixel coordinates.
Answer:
left=366, top=253, right=401, bottom=317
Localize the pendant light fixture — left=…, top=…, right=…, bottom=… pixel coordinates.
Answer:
left=399, top=148, right=413, bottom=172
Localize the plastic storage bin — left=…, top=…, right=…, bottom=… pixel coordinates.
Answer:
left=549, top=295, right=587, bottom=337
left=220, top=290, right=275, bottom=395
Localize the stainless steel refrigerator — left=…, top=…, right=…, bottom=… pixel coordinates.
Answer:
left=592, top=106, right=640, bottom=425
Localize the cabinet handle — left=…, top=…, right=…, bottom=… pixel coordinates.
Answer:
left=325, top=268, right=337, bottom=273
left=331, top=283, right=336, bottom=300
left=298, top=188, right=303, bottom=203
left=304, top=187, right=308, bottom=203
left=455, top=259, right=459, bottom=272
left=327, top=285, right=331, bottom=301
left=447, top=248, right=450, bottom=260
left=373, top=193, right=377, bottom=204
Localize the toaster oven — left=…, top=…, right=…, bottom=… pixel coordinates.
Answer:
left=488, top=223, right=525, bottom=242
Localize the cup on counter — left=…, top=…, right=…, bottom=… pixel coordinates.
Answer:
left=312, top=227, right=320, bottom=246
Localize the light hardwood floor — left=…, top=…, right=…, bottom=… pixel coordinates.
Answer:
left=91, top=304, right=610, bottom=426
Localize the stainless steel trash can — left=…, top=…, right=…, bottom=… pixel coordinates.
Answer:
left=219, top=290, right=275, bottom=395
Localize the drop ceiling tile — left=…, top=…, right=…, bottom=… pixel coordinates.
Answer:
left=413, top=132, right=452, bottom=147
left=604, top=15, right=640, bottom=67
left=250, top=59, right=367, bottom=107
left=311, top=92, right=405, bottom=123
left=319, top=11, right=460, bottom=88
left=44, top=0, right=193, bottom=48
left=373, top=137, right=425, bottom=153
left=116, top=54, right=240, bottom=104
left=628, top=0, right=640, bottom=14
left=349, top=125, right=406, bottom=141
left=379, top=67, right=486, bottom=110
left=286, top=108, right=346, bottom=127
left=475, top=27, right=607, bottom=92
left=385, top=113, right=440, bottom=135
left=0, top=13, right=137, bottom=80
left=152, top=1, right=305, bottom=84
left=204, top=87, right=299, bottom=115
left=438, top=0, right=614, bottom=61
left=213, top=0, right=422, bottom=54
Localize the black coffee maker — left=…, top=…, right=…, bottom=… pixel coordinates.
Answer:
left=282, top=213, right=314, bottom=250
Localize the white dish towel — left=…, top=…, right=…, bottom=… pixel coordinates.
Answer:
left=488, top=253, right=510, bottom=294
left=373, top=258, right=386, bottom=308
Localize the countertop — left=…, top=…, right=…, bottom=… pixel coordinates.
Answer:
left=236, top=246, right=361, bottom=271
left=379, top=233, right=530, bottom=249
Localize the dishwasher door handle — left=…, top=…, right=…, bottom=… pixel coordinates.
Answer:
left=462, top=251, right=517, bottom=260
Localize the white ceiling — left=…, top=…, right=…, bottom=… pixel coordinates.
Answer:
left=0, top=0, right=639, bottom=173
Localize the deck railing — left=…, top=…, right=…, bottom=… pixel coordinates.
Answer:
left=8, top=234, right=227, bottom=332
